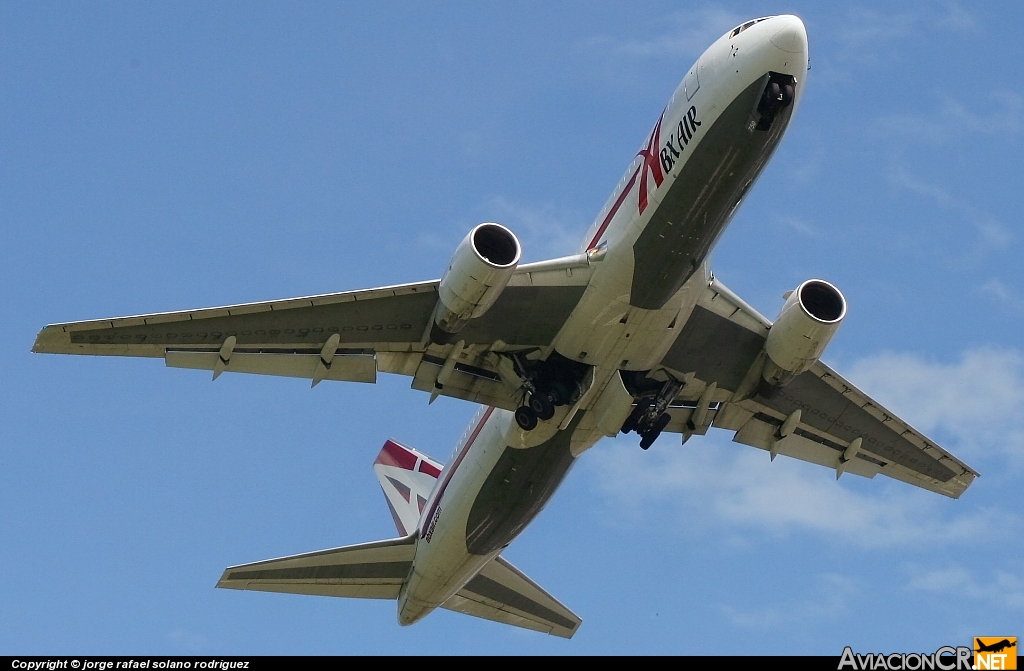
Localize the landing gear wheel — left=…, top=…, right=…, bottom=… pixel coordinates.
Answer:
left=638, top=412, right=672, bottom=450
left=548, top=384, right=570, bottom=407
left=514, top=405, right=538, bottom=431
left=766, top=81, right=781, bottom=106
left=781, top=83, right=794, bottom=106
left=621, top=398, right=653, bottom=434
left=529, top=394, right=555, bottom=421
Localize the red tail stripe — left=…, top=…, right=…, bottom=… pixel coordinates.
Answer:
left=374, top=439, right=418, bottom=471
left=418, top=460, right=442, bottom=478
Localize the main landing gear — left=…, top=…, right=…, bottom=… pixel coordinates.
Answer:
left=510, top=352, right=591, bottom=431
left=513, top=391, right=556, bottom=431
left=620, top=377, right=682, bottom=450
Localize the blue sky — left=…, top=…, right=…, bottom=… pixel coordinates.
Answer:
left=2, top=1, right=1022, bottom=655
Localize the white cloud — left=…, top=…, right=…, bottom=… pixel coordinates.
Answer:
left=981, top=279, right=1024, bottom=314
left=411, top=196, right=583, bottom=262
left=889, top=166, right=955, bottom=207
left=935, top=1, right=977, bottom=31
left=482, top=196, right=583, bottom=260
left=587, top=434, right=1013, bottom=549
left=835, top=4, right=976, bottom=52
left=876, top=92, right=1024, bottom=144
left=776, top=215, right=819, bottom=238
left=887, top=166, right=1012, bottom=260
left=719, top=573, right=856, bottom=629
left=585, top=7, right=744, bottom=60
left=836, top=8, right=918, bottom=50
left=586, top=347, right=1024, bottom=547
left=815, top=4, right=977, bottom=83
left=847, top=348, right=1024, bottom=468
left=908, top=565, right=1024, bottom=610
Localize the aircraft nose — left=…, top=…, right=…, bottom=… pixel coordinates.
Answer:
left=768, top=15, right=807, bottom=54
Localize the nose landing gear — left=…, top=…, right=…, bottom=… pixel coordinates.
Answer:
left=752, top=72, right=796, bottom=132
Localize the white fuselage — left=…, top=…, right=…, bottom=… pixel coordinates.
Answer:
left=398, top=15, right=809, bottom=625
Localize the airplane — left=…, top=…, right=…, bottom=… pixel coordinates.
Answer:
left=975, top=639, right=1016, bottom=654
left=32, top=15, right=978, bottom=639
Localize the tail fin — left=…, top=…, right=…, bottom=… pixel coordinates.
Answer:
left=373, top=439, right=443, bottom=536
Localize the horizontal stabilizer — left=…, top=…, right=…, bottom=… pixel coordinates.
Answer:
left=443, top=556, right=582, bottom=638
left=216, top=534, right=416, bottom=600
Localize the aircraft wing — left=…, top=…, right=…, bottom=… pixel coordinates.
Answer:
left=656, top=278, right=978, bottom=498
left=33, top=256, right=594, bottom=411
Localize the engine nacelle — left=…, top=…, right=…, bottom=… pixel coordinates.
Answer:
left=761, top=279, right=846, bottom=390
left=431, top=223, right=521, bottom=344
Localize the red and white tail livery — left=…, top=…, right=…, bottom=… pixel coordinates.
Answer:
left=373, top=439, right=442, bottom=536
left=216, top=439, right=582, bottom=638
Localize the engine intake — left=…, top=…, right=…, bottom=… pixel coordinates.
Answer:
left=431, top=223, right=521, bottom=344
left=761, top=279, right=846, bottom=392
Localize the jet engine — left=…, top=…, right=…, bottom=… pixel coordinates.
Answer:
left=430, top=223, right=521, bottom=344
left=760, top=279, right=846, bottom=393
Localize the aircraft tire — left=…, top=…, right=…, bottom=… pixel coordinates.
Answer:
left=781, top=83, right=795, bottom=106
left=638, top=412, right=672, bottom=449
left=530, top=395, right=555, bottom=421
left=515, top=405, right=538, bottom=431
left=621, top=398, right=652, bottom=434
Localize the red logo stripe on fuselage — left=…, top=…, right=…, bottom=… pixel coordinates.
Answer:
left=419, top=406, right=495, bottom=538
left=586, top=112, right=667, bottom=251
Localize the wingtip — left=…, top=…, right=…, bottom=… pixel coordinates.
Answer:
left=32, top=325, right=69, bottom=354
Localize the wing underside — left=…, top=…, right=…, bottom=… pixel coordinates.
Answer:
left=33, top=257, right=595, bottom=410
left=653, top=279, right=978, bottom=498
left=33, top=257, right=976, bottom=496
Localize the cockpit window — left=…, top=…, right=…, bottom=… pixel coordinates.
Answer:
left=729, top=16, right=772, bottom=38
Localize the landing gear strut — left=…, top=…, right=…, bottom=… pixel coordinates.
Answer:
left=620, top=377, right=683, bottom=449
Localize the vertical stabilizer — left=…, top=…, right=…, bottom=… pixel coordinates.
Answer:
left=373, top=439, right=443, bottom=535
